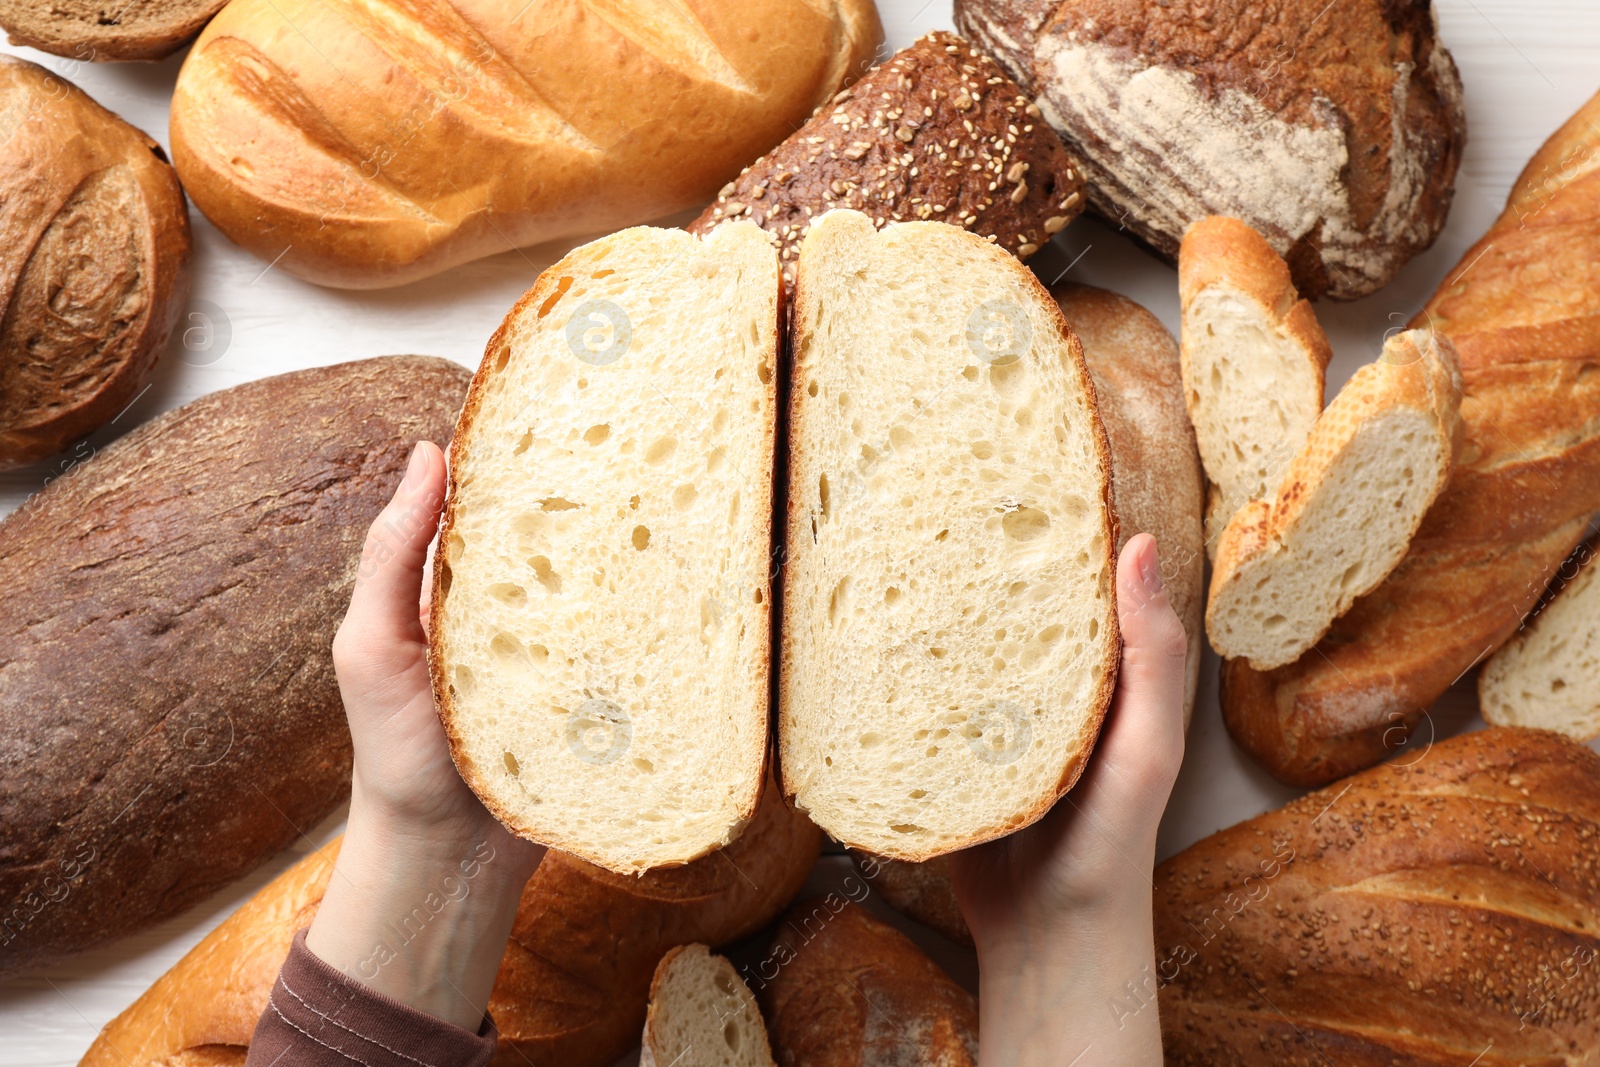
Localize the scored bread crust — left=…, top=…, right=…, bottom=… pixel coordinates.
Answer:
left=778, top=209, right=1119, bottom=862
left=429, top=224, right=781, bottom=874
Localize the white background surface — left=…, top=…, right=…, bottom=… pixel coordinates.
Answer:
left=3, top=1, right=1599, bottom=1063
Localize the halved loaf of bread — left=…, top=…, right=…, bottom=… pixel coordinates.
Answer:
left=779, top=209, right=1119, bottom=861
left=1206, top=329, right=1463, bottom=670
left=641, top=944, right=776, bottom=1067
left=430, top=222, right=781, bottom=874
left=1178, top=216, right=1331, bottom=554
left=1480, top=539, right=1600, bottom=741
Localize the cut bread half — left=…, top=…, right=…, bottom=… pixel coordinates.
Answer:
left=429, top=222, right=781, bottom=874
left=1178, top=216, right=1331, bottom=555
left=1480, top=539, right=1600, bottom=741
left=779, top=209, right=1120, bottom=861
left=640, top=944, right=775, bottom=1067
left=1206, top=329, right=1463, bottom=670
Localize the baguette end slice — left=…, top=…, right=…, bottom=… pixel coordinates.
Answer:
left=1206, top=328, right=1464, bottom=670
left=779, top=209, right=1120, bottom=861
left=640, top=944, right=776, bottom=1067
left=430, top=222, right=781, bottom=874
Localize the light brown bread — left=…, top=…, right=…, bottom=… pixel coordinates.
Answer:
left=430, top=223, right=781, bottom=874
left=0, top=0, right=226, bottom=61
left=954, top=0, right=1465, bottom=300
left=756, top=900, right=978, bottom=1066
left=779, top=210, right=1119, bottom=861
left=0, top=358, right=468, bottom=978
left=0, top=56, right=191, bottom=468
left=81, top=779, right=822, bottom=1067
left=640, top=945, right=775, bottom=1067
left=1157, top=727, right=1600, bottom=1065
left=850, top=852, right=972, bottom=946
left=1207, top=330, right=1464, bottom=670
left=1223, top=89, right=1600, bottom=786
left=169, top=0, right=881, bottom=288
left=688, top=31, right=1086, bottom=287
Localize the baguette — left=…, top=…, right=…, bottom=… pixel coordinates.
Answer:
left=0, top=56, right=191, bottom=468
left=0, top=357, right=469, bottom=977
left=779, top=210, right=1119, bottom=861
left=755, top=900, right=978, bottom=1066
left=687, top=31, right=1086, bottom=287
left=169, top=0, right=881, bottom=288
left=640, top=944, right=775, bottom=1067
left=1157, top=727, right=1600, bottom=1065
left=82, top=779, right=821, bottom=1067
left=1223, top=89, right=1600, bottom=786
left=430, top=223, right=781, bottom=874
left=1178, top=215, right=1331, bottom=553
left=1480, top=538, right=1600, bottom=741
left=1207, top=330, right=1464, bottom=670
left=0, top=0, right=226, bottom=61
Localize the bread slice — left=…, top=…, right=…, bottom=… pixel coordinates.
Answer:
left=1206, top=329, right=1463, bottom=670
left=430, top=222, right=780, bottom=874
left=1178, top=215, right=1331, bottom=555
left=779, top=209, right=1119, bottom=861
left=0, top=0, right=227, bottom=61
left=1480, top=539, right=1600, bottom=740
left=640, top=944, right=775, bottom=1067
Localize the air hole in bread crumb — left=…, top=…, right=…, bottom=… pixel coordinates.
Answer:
left=828, top=577, right=852, bottom=625
left=934, top=529, right=949, bottom=542
left=757, top=361, right=772, bottom=384
left=528, top=644, right=548, bottom=663
left=754, top=589, right=763, bottom=604
left=707, top=448, right=726, bottom=474
left=808, top=380, right=819, bottom=397
left=489, top=583, right=527, bottom=606
left=538, top=496, right=582, bottom=511
left=1088, top=618, right=1099, bottom=639
left=646, top=437, right=677, bottom=464
left=633, top=758, right=655, bottom=774
left=453, top=665, right=476, bottom=695
left=629, top=494, right=640, bottom=510
left=723, top=1021, right=741, bottom=1051
left=493, top=346, right=511, bottom=372
left=673, top=484, right=698, bottom=510
left=583, top=424, right=610, bottom=445
left=713, top=409, right=729, bottom=433
left=909, top=789, right=926, bottom=799
left=446, top=532, right=466, bottom=562
left=929, top=647, right=947, bottom=658
left=490, top=633, right=526, bottom=662
left=537, top=277, right=574, bottom=318
left=632, top=525, right=651, bottom=550
left=972, top=441, right=994, bottom=460
left=859, top=732, right=883, bottom=747
left=591, top=269, right=614, bottom=279
left=529, top=556, right=561, bottom=593
left=439, top=563, right=453, bottom=596
left=961, top=365, right=979, bottom=381
left=884, top=587, right=901, bottom=606
left=819, top=474, right=831, bottom=520
left=513, top=431, right=532, bottom=456
left=1002, top=506, right=1050, bottom=542
left=890, top=824, right=922, bottom=834
left=824, top=756, right=832, bottom=767
left=503, top=751, right=519, bottom=776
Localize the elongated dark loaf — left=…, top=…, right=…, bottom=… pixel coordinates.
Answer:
left=0, top=357, right=470, bottom=976
left=1157, top=727, right=1600, bottom=1065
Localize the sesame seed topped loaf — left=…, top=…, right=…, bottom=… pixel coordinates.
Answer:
left=689, top=32, right=1086, bottom=286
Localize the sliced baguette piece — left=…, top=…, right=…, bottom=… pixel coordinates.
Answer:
left=1178, top=215, right=1331, bottom=555
left=1206, top=329, right=1463, bottom=670
left=430, top=222, right=781, bottom=874
left=1480, top=539, right=1600, bottom=741
left=780, top=209, right=1119, bottom=861
left=641, top=944, right=776, bottom=1067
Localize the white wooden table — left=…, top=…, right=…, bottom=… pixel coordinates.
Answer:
left=4, top=2, right=1598, bottom=1063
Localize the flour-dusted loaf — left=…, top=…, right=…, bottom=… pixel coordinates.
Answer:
left=82, top=779, right=821, bottom=1067
left=1481, top=538, right=1600, bottom=741
left=780, top=209, right=1118, bottom=861
left=688, top=31, right=1086, bottom=287
left=431, top=223, right=780, bottom=874
left=0, top=358, right=469, bottom=977
left=1223, top=90, right=1600, bottom=786
left=0, top=0, right=226, bottom=60
left=1157, top=728, right=1600, bottom=1065
left=756, top=900, right=979, bottom=1066
left=641, top=945, right=775, bottom=1067
left=0, top=56, right=191, bottom=468
left=1178, top=216, right=1330, bottom=551
left=1208, top=330, right=1463, bottom=670
left=169, top=0, right=880, bottom=288
left=955, top=0, right=1465, bottom=300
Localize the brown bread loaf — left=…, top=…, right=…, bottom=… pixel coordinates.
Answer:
left=168, top=0, right=881, bottom=288
left=0, top=0, right=227, bottom=61
left=756, top=899, right=978, bottom=1066
left=954, top=0, right=1465, bottom=300
left=687, top=31, right=1086, bottom=286
left=1223, top=89, right=1600, bottom=786
left=80, top=779, right=821, bottom=1067
left=1157, top=727, right=1600, bottom=1065
left=0, top=357, right=470, bottom=976
left=0, top=56, right=191, bottom=468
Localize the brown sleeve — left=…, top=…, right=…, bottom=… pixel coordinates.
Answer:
left=245, top=929, right=498, bottom=1067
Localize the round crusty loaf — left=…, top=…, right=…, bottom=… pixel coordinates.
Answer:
left=955, top=0, right=1466, bottom=300
left=0, top=56, right=191, bottom=468
left=168, top=0, right=881, bottom=289
left=0, top=0, right=226, bottom=61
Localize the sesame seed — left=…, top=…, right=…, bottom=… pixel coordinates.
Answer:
left=1010, top=180, right=1028, bottom=204
left=1006, top=161, right=1029, bottom=183
left=896, top=127, right=914, bottom=143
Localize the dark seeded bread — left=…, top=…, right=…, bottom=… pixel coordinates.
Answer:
left=0, top=0, right=228, bottom=62
left=687, top=31, right=1086, bottom=286
left=0, top=357, right=469, bottom=976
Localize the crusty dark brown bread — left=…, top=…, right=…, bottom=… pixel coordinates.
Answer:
left=1157, top=727, right=1600, bottom=1065
left=0, top=0, right=227, bottom=61
left=756, top=900, right=979, bottom=1066
left=1223, top=89, right=1600, bottom=786
left=0, top=56, right=191, bottom=468
left=850, top=852, right=972, bottom=947
left=81, top=779, right=821, bottom=1067
left=0, top=357, right=469, bottom=977
left=688, top=31, right=1086, bottom=286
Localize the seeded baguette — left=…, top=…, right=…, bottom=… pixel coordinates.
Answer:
left=641, top=945, right=776, bottom=1067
